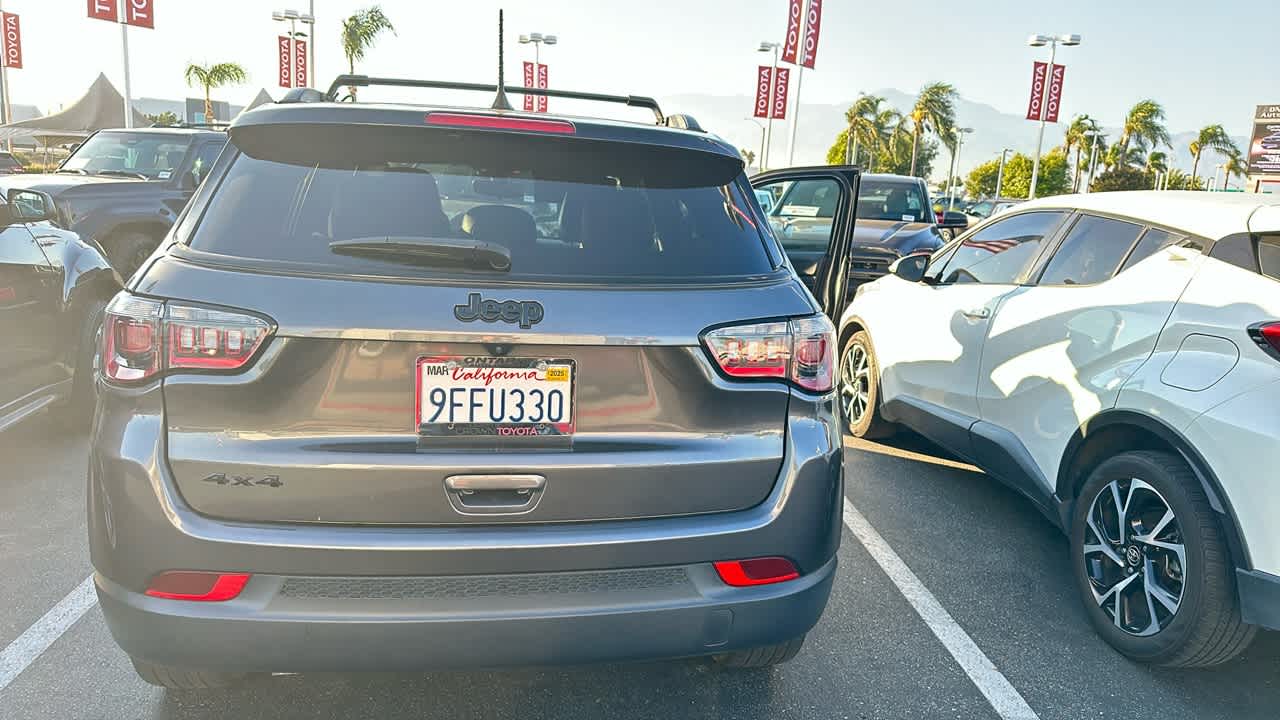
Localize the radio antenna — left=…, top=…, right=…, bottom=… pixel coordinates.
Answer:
left=490, top=9, right=514, bottom=110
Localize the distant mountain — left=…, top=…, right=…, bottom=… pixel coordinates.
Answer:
left=659, top=90, right=1246, bottom=182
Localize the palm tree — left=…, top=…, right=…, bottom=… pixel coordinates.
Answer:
left=907, top=82, right=958, bottom=177
left=341, top=6, right=395, bottom=99
left=1064, top=115, right=1099, bottom=191
left=871, top=107, right=904, bottom=172
left=1117, top=99, right=1170, bottom=158
left=183, top=63, right=247, bottom=123
left=1188, top=124, right=1237, bottom=185
left=1222, top=150, right=1247, bottom=190
left=1145, top=150, right=1169, bottom=175
left=843, top=95, right=885, bottom=166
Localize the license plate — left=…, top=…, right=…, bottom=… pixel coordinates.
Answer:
left=415, top=356, right=575, bottom=437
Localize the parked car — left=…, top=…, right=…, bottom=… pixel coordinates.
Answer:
left=89, top=78, right=843, bottom=689
left=0, top=150, right=24, bottom=174
left=753, top=170, right=961, bottom=296
left=0, top=126, right=228, bottom=279
left=964, top=196, right=1023, bottom=220
left=0, top=187, right=120, bottom=431
left=838, top=190, right=1280, bottom=666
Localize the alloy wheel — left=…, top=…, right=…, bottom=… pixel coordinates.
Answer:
left=1082, top=477, right=1186, bottom=636
left=839, top=342, right=871, bottom=427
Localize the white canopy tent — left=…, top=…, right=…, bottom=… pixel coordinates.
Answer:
left=0, top=73, right=149, bottom=142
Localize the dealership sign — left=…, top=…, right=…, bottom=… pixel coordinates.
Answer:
left=278, top=36, right=292, bottom=88
left=523, top=62, right=535, bottom=111
left=781, top=0, right=802, bottom=65
left=536, top=63, right=548, bottom=113
left=88, top=1, right=154, bottom=29
left=1026, top=61, right=1065, bottom=122
left=88, top=0, right=118, bottom=22
left=753, top=66, right=772, bottom=118
left=0, top=13, right=20, bottom=70
left=781, top=0, right=821, bottom=69
left=1248, top=104, right=1280, bottom=176
left=294, top=38, right=307, bottom=88
left=1044, top=63, right=1065, bottom=122
left=800, top=0, right=821, bottom=69
left=771, top=68, right=790, bottom=119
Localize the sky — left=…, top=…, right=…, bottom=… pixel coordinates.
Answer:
left=0, top=0, right=1267, bottom=164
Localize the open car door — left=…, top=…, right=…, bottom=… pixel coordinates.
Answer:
left=752, top=166, right=858, bottom=319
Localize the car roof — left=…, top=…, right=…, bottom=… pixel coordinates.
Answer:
left=230, top=101, right=741, bottom=160
left=1016, top=191, right=1280, bottom=239
left=96, top=127, right=224, bottom=138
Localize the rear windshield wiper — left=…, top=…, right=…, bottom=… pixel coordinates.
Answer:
left=95, top=169, right=150, bottom=180
left=329, top=236, right=512, bottom=271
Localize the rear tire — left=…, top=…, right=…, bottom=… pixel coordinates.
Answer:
left=713, top=635, right=806, bottom=668
left=1070, top=451, right=1256, bottom=667
left=839, top=331, right=894, bottom=440
left=130, top=658, right=251, bottom=689
left=51, top=300, right=105, bottom=430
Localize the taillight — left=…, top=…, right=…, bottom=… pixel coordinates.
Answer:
left=145, top=571, right=251, bottom=601
left=702, top=315, right=836, bottom=393
left=101, top=293, right=272, bottom=384
left=1249, top=322, right=1280, bottom=360
left=424, top=112, right=576, bottom=134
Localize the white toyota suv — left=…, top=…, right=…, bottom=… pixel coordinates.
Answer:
left=838, top=191, right=1280, bottom=666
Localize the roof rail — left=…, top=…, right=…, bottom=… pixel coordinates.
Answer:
left=663, top=114, right=703, bottom=132
left=323, top=75, right=666, bottom=124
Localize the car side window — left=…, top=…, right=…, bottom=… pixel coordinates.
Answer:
left=1260, top=235, right=1280, bottom=282
left=1118, top=228, right=1181, bottom=273
left=1039, top=215, right=1144, bottom=285
left=190, top=141, right=226, bottom=186
left=938, top=211, right=1065, bottom=285
left=757, top=177, right=841, bottom=252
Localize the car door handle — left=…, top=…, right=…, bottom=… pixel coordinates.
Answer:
left=445, top=474, right=545, bottom=493
left=444, top=474, right=546, bottom=515
left=962, top=307, right=992, bottom=320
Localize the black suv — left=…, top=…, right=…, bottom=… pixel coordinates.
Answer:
left=0, top=127, right=227, bottom=278
left=90, top=77, right=846, bottom=688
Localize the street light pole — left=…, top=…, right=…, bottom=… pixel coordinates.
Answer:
left=1082, top=129, right=1102, bottom=194
left=948, top=128, right=973, bottom=211
left=758, top=42, right=780, bottom=171
left=994, top=148, right=1011, bottom=199
left=1027, top=33, right=1080, bottom=199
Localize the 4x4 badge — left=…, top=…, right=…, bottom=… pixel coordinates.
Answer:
left=454, top=292, right=544, bottom=329
left=201, top=473, right=284, bottom=488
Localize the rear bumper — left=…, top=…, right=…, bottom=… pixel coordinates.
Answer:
left=1238, top=569, right=1280, bottom=631
left=98, top=557, right=836, bottom=671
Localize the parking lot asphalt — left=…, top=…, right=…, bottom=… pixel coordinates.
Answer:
left=1, top=415, right=1276, bottom=720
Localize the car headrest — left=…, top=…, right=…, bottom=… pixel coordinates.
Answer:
left=459, top=204, right=537, bottom=253
left=329, top=169, right=450, bottom=240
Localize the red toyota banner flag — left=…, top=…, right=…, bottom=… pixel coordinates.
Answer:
left=277, top=36, right=292, bottom=88
left=293, top=38, right=308, bottom=88
left=781, top=0, right=803, bottom=65
left=1, top=13, right=21, bottom=70
left=753, top=66, right=772, bottom=119
left=1025, top=61, right=1047, bottom=121
left=536, top=64, right=548, bottom=113
left=771, top=67, right=790, bottom=119
left=1044, top=63, right=1065, bottom=123
left=800, top=0, right=821, bottom=69
left=123, top=0, right=154, bottom=29
left=88, top=0, right=118, bottom=22
left=522, top=61, right=535, bottom=111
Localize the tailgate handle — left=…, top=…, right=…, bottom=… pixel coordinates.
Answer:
left=444, top=474, right=546, bottom=515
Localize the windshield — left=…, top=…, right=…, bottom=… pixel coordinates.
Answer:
left=855, top=179, right=929, bottom=222
left=187, top=125, right=772, bottom=282
left=60, top=131, right=190, bottom=180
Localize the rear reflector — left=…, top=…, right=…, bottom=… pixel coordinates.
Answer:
left=145, top=572, right=251, bottom=601
left=702, top=315, right=836, bottom=392
left=714, top=558, right=800, bottom=587
left=424, top=112, right=576, bottom=134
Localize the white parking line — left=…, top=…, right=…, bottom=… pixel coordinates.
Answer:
left=0, top=575, right=96, bottom=694
left=843, top=497, right=1040, bottom=720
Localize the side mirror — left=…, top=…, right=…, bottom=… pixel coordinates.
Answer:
left=889, top=252, right=930, bottom=283
left=939, top=211, right=969, bottom=231
left=5, top=188, right=56, bottom=224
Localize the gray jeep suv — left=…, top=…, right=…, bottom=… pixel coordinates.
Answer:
left=89, top=77, right=844, bottom=688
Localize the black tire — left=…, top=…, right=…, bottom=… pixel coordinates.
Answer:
left=1070, top=451, right=1256, bottom=667
left=130, top=658, right=251, bottom=689
left=50, top=300, right=105, bottom=430
left=713, top=635, right=806, bottom=668
left=105, top=231, right=157, bottom=280
left=838, top=331, right=894, bottom=440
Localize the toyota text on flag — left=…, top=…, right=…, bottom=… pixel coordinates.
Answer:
left=800, top=0, right=821, bottom=69
left=522, top=62, right=535, bottom=111
left=772, top=68, right=790, bottom=120
left=294, top=38, right=308, bottom=88
left=754, top=66, right=772, bottom=119
left=536, top=64, right=548, bottom=113
left=1025, top=61, right=1047, bottom=121
left=278, top=36, right=292, bottom=88
left=1044, top=64, right=1065, bottom=123
left=124, top=0, right=153, bottom=29
left=781, top=0, right=803, bottom=65
left=88, top=0, right=118, bottom=22
left=1, top=13, right=21, bottom=70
